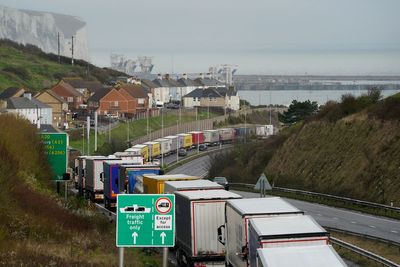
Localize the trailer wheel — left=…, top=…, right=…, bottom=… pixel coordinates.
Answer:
left=104, top=197, right=109, bottom=209
left=90, top=192, right=95, bottom=202
left=176, top=249, right=181, bottom=266
left=176, top=249, right=192, bottom=267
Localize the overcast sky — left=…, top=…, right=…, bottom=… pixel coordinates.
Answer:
left=1, top=0, right=400, bottom=74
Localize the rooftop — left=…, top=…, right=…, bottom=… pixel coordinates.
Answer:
left=249, top=215, right=327, bottom=237
left=257, top=245, right=346, bottom=267
left=227, top=197, right=302, bottom=215
left=175, top=189, right=242, bottom=200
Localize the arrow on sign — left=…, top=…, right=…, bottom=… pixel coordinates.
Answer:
left=132, top=232, right=138, bottom=244
left=160, top=232, right=166, bottom=244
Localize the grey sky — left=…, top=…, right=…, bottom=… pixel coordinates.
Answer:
left=1, top=0, right=400, bottom=74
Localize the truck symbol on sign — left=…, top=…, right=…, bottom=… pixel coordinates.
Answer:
left=158, top=202, right=170, bottom=208
left=120, top=205, right=151, bottom=213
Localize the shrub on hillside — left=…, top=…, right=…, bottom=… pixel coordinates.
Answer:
left=2, top=66, right=30, bottom=80
left=368, top=93, right=400, bottom=121
left=208, top=136, right=287, bottom=183
left=316, top=88, right=382, bottom=122
left=279, top=100, right=318, bottom=124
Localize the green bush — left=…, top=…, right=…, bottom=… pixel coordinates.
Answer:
left=3, top=66, right=30, bottom=80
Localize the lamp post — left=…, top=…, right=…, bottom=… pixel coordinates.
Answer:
left=161, top=107, right=164, bottom=167
left=176, top=120, right=179, bottom=162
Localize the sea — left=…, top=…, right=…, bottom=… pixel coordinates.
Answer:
left=238, top=89, right=400, bottom=107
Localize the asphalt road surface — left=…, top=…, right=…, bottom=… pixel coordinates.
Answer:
left=167, top=154, right=400, bottom=244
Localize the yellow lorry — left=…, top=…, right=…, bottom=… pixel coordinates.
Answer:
left=142, top=174, right=199, bottom=194
left=130, top=144, right=149, bottom=162
left=177, top=133, right=193, bottom=149
left=143, top=141, right=161, bottom=159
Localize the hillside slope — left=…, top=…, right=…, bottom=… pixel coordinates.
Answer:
left=266, top=95, right=400, bottom=204
left=0, top=39, right=124, bottom=92
left=0, top=114, right=159, bottom=266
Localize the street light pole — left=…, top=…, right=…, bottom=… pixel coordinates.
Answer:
left=161, top=108, right=164, bottom=167
left=147, top=108, right=149, bottom=141
left=176, top=120, right=179, bottom=162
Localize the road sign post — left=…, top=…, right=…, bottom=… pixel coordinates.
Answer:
left=40, top=132, right=68, bottom=181
left=116, top=194, right=175, bottom=247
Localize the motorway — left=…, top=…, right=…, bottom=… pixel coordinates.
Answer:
left=166, top=154, right=400, bottom=244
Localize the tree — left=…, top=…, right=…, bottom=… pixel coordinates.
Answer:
left=279, top=100, right=318, bottom=124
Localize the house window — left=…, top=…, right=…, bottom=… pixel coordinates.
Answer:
left=67, top=97, right=73, bottom=102
left=138, top=98, right=145, bottom=104
left=112, top=101, right=119, bottom=107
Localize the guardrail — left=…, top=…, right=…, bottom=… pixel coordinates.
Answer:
left=273, top=186, right=400, bottom=212
left=331, top=237, right=400, bottom=267
left=228, top=183, right=400, bottom=214
left=95, top=203, right=116, bottom=222
left=326, top=227, right=400, bottom=247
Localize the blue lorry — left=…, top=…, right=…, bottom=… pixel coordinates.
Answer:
left=102, top=161, right=160, bottom=209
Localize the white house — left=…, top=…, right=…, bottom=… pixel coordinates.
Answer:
left=177, top=74, right=198, bottom=102
left=6, top=94, right=52, bottom=128
left=152, top=75, right=172, bottom=105
left=182, top=88, right=202, bottom=108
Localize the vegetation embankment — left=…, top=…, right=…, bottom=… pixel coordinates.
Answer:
left=69, top=110, right=219, bottom=155
left=0, top=39, right=124, bottom=91
left=331, top=231, right=400, bottom=266
left=0, top=114, right=160, bottom=266
left=213, top=109, right=279, bottom=128
left=209, top=90, right=400, bottom=205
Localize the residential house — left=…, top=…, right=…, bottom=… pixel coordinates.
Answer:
left=50, top=80, right=83, bottom=110
left=152, top=74, right=173, bottom=105
left=183, top=86, right=240, bottom=111
left=64, top=79, right=104, bottom=102
left=118, top=84, right=149, bottom=115
left=141, top=79, right=158, bottom=108
left=0, top=87, right=25, bottom=109
left=6, top=94, right=52, bottom=128
left=194, top=73, right=226, bottom=89
left=35, top=89, right=69, bottom=127
left=182, top=88, right=202, bottom=108
left=87, top=87, right=128, bottom=117
left=176, top=74, right=198, bottom=103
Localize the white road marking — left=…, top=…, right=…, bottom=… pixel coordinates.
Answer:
left=369, top=225, right=376, bottom=228
left=333, top=217, right=339, bottom=220
left=390, top=230, right=398, bottom=234
left=351, top=221, right=357, bottom=224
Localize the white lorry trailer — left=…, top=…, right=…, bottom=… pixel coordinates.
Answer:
left=164, top=180, right=224, bottom=193
left=175, top=190, right=242, bottom=267
left=223, top=197, right=303, bottom=267
left=85, top=156, right=119, bottom=201
left=248, top=215, right=329, bottom=267
left=256, top=245, right=347, bottom=267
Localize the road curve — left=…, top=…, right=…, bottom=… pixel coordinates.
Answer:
left=167, top=155, right=400, bottom=244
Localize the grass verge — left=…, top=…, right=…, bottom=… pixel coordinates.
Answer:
left=331, top=230, right=400, bottom=266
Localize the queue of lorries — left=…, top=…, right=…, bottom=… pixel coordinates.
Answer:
left=74, top=125, right=273, bottom=203
left=73, top=123, right=347, bottom=266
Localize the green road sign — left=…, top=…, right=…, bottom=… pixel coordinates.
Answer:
left=116, top=194, right=175, bottom=247
left=40, top=133, right=68, bottom=181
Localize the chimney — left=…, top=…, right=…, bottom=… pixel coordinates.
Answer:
left=207, top=72, right=212, bottom=79
left=164, top=74, right=170, bottom=80
left=199, top=73, right=204, bottom=79
left=157, top=74, right=162, bottom=80
left=23, top=93, right=32, bottom=100
left=182, top=73, right=187, bottom=80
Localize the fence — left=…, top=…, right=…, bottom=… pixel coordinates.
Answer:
left=129, top=107, right=274, bottom=145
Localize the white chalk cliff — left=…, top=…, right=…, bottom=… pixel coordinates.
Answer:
left=0, top=5, right=90, bottom=61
